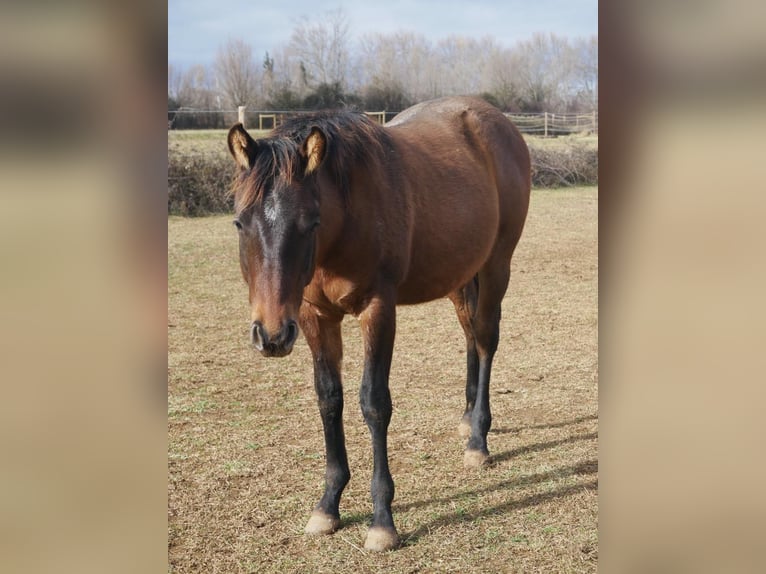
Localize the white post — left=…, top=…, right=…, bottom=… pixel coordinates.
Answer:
left=544, top=112, right=548, bottom=137
left=238, top=106, right=246, bottom=127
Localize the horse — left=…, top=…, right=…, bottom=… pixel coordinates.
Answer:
left=227, top=96, right=530, bottom=551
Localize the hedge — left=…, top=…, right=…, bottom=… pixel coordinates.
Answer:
left=168, top=141, right=597, bottom=216
left=528, top=142, right=598, bottom=188
left=168, top=156, right=235, bottom=216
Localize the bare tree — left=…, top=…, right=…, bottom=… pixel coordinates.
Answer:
left=288, top=8, right=350, bottom=89
left=436, top=35, right=498, bottom=96
left=261, top=51, right=275, bottom=101
left=572, top=35, right=598, bottom=109
left=484, top=46, right=524, bottom=111
left=264, top=45, right=311, bottom=104
left=215, top=38, right=261, bottom=108
left=170, top=64, right=218, bottom=108
left=175, top=21, right=597, bottom=114
left=357, top=31, right=441, bottom=103
left=511, top=33, right=581, bottom=111
left=168, top=63, right=183, bottom=103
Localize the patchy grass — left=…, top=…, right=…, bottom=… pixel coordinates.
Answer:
left=525, top=133, right=598, bottom=149
left=169, top=129, right=269, bottom=161
left=168, top=129, right=597, bottom=159
left=168, top=187, right=598, bottom=572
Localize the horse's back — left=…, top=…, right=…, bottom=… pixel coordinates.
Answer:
left=384, top=97, right=530, bottom=303
left=387, top=96, right=530, bottom=233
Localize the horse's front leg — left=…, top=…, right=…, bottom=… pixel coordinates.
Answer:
left=299, top=308, right=349, bottom=536
left=358, top=294, right=399, bottom=551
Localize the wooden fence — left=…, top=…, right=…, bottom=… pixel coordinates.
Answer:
left=169, top=108, right=598, bottom=135
left=505, top=111, right=598, bottom=136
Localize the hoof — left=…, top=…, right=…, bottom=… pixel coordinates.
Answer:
left=364, top=526, right=400, bottom=551
left=304, top=510, right=340, bottom=535
left=464, top=449, right=490, bottom=469
left=458, top=420, right=472, bottom=438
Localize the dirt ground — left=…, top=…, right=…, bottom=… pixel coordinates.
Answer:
left=168, top=186, right=598, bottom=573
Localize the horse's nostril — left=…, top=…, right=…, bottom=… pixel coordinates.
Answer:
left=251, top=320, right=297, bottom=356
left=285, top=321, right=298, bottom=347
left=251, top=321, right=265, bottom=350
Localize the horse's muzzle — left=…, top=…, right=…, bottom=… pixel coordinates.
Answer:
left=251, top=320, right=298, bottom=357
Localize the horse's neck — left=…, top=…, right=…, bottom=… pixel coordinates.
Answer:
left=316, top=180, right=349, bottom=265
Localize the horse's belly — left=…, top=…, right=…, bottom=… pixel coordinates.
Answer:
left=396, top=215, right=497, bottom=304
left=397, top=271, right=476, bottom=304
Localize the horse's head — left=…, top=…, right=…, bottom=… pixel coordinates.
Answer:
left=227, top=123, right=326, bottom=357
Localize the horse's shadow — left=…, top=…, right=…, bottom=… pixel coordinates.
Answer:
left=490, top=412, right=598, bottom=435
left=489, top=430, right=598, bottom=465
left=339, top=414, right=599, bottom=542
left=401, top=474, right=598, bottom=546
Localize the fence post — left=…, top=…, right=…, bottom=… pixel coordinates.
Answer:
left=238, top=106, right=246, bottom=128
left=592, top=110, right=597, bottom=133
left=544, top=112, right=548, bottom=137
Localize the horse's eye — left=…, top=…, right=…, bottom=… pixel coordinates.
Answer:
left=233, top=219, right=243, bottom=231
left=300, top=218, right=320, bottom=235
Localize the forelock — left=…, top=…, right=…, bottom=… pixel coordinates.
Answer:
left=232, top=138, right=299, bottom=215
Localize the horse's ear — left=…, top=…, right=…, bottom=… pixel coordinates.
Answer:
left=300, top=127, right=326, bottom=175
left=227, top=123, right=258, bottom=170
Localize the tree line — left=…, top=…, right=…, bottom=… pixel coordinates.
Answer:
left=168, top=9, right=597, bottom=122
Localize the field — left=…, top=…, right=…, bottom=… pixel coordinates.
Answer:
left=168, top=186, right=598, bottom=572
left=168, top=129, right=598, bottom=160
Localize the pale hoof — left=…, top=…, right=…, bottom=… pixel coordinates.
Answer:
left=458, top=420, right=472, bottom=438
left=464, top=449, right=490, bottom=469
left=304, top=510, right=340, bottom=535
left=363, top=526, right=400, bottom=551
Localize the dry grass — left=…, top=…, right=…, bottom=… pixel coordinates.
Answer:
left=168, top=129, right=270, bottom=161
left=168, top=186, right=598, bottom=572
left=525, top=133, right=599, bottom=149
left=167, top=129, right=597, bottom=160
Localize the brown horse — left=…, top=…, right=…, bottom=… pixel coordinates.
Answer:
left=227, top=96, right=530, bottom=551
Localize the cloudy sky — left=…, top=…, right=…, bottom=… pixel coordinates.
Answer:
left=169, top=0, right=597, bottom=69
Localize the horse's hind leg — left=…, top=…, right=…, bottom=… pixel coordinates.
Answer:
left=463, top=260, right=512, bottom=468
left=448, top=277, right=479, bottom=439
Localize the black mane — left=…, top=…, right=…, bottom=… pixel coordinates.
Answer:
left=233, top=109, right=390, bottom=214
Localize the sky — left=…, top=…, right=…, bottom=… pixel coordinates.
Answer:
left=168, top=0, right=598, bottom=69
